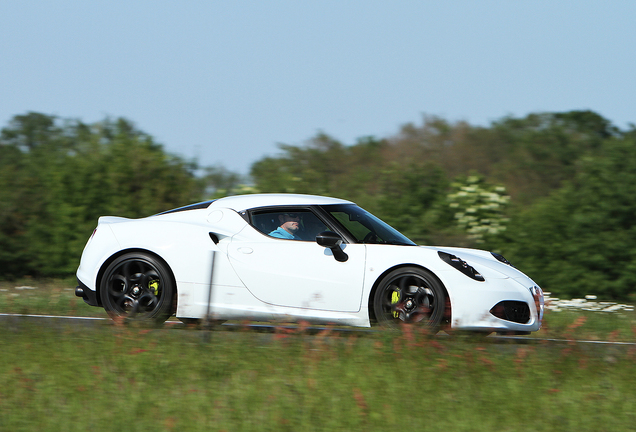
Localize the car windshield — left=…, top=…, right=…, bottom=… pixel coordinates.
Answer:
left=322, top=204, right=416, bottom=246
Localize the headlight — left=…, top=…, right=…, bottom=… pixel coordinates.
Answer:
left=438, top=251, right=485, bottom=282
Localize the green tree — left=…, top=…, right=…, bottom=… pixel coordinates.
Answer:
left=500, top=137, right=636, bottom=301
left=250, top=133, right=351, bottom=195
left=0, top=113, right=203, bottom=278
left=201, top=165, right=245, bottom=198
left=391, top=110, right=615, bottom=205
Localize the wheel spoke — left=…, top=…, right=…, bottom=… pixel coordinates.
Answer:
left=128, top=298, right=141, bottom=315
left=392, top=300, right=408, bottom=319
left=107, top=275, right=127, bottom=298
left=141, top=270, right=160, bottom=284
left=121, top=261, right=135, bottom=281
left=137, top=292, right=157, bottom=312
left=397, top=276, right=410, bottom=295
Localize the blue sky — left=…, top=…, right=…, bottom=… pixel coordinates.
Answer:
left=1, top=1, right=635, bottom=174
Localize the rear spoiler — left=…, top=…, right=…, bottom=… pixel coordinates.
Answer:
left=98, top=216, right=132, bottom=225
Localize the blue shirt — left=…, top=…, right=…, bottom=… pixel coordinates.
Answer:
left=269, top=227, right=296, bottom=240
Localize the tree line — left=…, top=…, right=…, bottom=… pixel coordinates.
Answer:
left=1, top=110, right=635, bottom=301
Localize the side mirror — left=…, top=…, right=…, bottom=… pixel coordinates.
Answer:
left=316, top=231, right=348, bottom=262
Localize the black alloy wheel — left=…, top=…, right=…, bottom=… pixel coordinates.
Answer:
left=100, top=252, right=175, bottom=324
left=373, top=267, right=445, bottom=329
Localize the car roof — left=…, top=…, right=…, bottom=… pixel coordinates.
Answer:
left=209, top=193, right=353, bottom=211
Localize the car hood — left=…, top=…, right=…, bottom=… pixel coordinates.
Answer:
left=420, top=245, right=532, bottom=282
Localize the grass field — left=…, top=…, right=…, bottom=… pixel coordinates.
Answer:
left=1, top=280, right=635, bottom=431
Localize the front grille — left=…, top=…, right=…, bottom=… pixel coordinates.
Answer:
left=490, top=301, right=531, bottom=324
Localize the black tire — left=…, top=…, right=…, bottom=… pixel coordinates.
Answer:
left=373, top=267, right=446, bottom=329
left=100, top=252, right=176, bottom=324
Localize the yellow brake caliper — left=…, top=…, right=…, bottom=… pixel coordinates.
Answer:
left=391, top=289, right=400, bottom=318
left=148, top=280, right=160, bottom=296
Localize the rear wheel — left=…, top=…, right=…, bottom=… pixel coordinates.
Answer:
left=100, top=252, right=175, bottom=324
left=373, top=267, right=445, bottom=330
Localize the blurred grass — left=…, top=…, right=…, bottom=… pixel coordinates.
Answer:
left=1, top=279, right=635, bottom=430
left=539, top=308, right=636, bottom=342
left=1, top=320, right=635, bottom=431
left=0, top=278, right=108, bottom=318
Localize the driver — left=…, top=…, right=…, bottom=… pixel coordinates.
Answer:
left=269, top=213, right=301, bottom=239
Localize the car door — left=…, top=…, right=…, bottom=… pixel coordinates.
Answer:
left=226, top=208, right=366, bottom=312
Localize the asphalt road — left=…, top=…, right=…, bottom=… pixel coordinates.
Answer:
left=2, top=312, right=635, bottom=346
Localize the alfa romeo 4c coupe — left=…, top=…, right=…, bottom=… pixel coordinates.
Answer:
left=75, top=194, right=544, bottom=333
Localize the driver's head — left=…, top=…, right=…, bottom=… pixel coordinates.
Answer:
left=279, top=213, right=300, bottom=234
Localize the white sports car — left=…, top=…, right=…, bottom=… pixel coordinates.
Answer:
left=75, top=194, right=544, bottom=333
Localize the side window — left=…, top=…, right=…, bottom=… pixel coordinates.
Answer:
left=331, top=211, right=372, bottom=241
left=251, top=209, right=330, bottom=241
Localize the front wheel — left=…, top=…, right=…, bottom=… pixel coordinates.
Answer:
left=373, top=267, right=446, bottom=329
left=100, top=252, right=176, bottom=324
